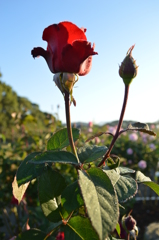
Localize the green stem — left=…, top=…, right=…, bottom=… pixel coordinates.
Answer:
left=126, top=233, right=130, bottom=240
left=64, top=90, right=80, bottom=163
left=98, top=85, right=129, bottom=167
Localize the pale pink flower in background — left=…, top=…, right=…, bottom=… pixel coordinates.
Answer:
left=129, top=133, right=138, bottom=141
left=149, top=143, right=156, bottom=150
left=95, top=137, right=101, bottom=144
left=142, top=134, right=147, bottom=143
left=127, top=148, right=133, bottom=155
left=150, top=124, right=155, bottom=129
left=108, top=125, right=117, bottom=135
left=138, top=160, right=147, bottom=169
left=149, top=135, right=155, bottom=141
left=88, top=121, right=93, bottom=128
left=128, top=160, right=132, bottom=164
left=88, top=128, right=93, bottom=133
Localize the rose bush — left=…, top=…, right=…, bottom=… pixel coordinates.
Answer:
left=31, top=21, right=97, bottom=76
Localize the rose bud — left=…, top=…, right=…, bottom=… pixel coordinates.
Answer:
left=122, top=214, right=137, bottom=232
left=56, top=232, right=64, bottom=240
left=119, top=45, right=138, bottom=85
left=31, top=21, right=97, bottom=103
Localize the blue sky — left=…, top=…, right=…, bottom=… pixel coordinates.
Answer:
left=1, top=1, right=159, bottom=124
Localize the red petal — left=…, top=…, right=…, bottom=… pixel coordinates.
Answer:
left=78, top=55, right=93, bottom=76
left=31, top=47, right=54, bottom=73
left=32, top=21, right=97, bottom=74
left=61, top=40, right=97, bottom=74
left=42, top=22, right=87, bottom=73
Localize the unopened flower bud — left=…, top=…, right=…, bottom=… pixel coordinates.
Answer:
left=119, top=45, right=138, bottom=85
left=122, top=214, right=136, bottom=232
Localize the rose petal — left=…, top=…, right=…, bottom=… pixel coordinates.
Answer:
left=32, top=21, right=97, bottom=75
left=62, top=40, right=97, bottom=74
left=43, top=22, right=87, bottom=73
left=31, top=47, right=54, bottom=73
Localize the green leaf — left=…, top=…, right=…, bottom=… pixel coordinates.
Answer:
left=143, top=182, right=159, bottom=196
left=104, top=169, right=138, bottom=202
left=47, top=128, right=80, bottom=150
left=135, top=171, right=159, bottom=196
left=135, top=171, right=151, bottom=183
left=103, top=166, right=135, bottom=175
left=15, top=229, right=46, bottom=240
left=117, top=167, right=135, bottom=175
left=38, top=167, right=67, bottom=222
left=78, top=168, right=119, bottom=240
left=78, top=145, right=108, bottom=163
left=61, top=181, right=84, bottom=212
left=46, top=221, right=62, bottom=234
left=16, top=152, right=44, bottom=186
left=63, top=216, right=99, bottom=240
left=29, top=151, right=78, bottom=165
left=12, top=176, right=30, bottom=204
left=127, top=122, right=156, bottom=136
left=115, top=222, right=121, bottom=237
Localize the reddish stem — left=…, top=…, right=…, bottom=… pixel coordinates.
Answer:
left=98, top=85, right=129, bottom=167
left=64, top=90, right=80, bottom=163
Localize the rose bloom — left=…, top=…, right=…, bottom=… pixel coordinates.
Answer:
left=88, top=121, right=93, bottom=128
left=151, top=124, right=155, bottom=129
left=127, top=148, right=133, bottom=155
left=129, top=133, right=138, bottom=141
left=149, top=143, right=156, bottom=150
left=142, top=134, right=147, bottom=143
left=149, top=135, right=155, bottom=141
left=95, top=137, right=101, bottom=144
left=88, top=127, right=93, bottom=133
left=138, top=160, right=147, bottom=169
left=108, top=126, right=117, bottom=135
left=31, top=21, right=97, bottom=77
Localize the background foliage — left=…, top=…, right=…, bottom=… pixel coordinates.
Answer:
left=1, top=75, right=159, bottom=239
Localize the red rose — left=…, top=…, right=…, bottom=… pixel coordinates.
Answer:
left=31, top=21, right=97, bottom=76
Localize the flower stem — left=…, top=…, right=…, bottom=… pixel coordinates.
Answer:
left=126, top=233, right=130, bottom=240
left=98, top=85, right=129, bottom=167
left=64, top=90, right=80, bottom=163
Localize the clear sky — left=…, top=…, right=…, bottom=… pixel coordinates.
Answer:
left=1, top=1, right=159, bottom=124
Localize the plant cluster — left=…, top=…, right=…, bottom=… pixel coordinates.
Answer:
left=11, top=21, right=159, bottom=240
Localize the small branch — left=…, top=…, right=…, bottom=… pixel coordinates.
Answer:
left=62, top=211, right=74, bottom=225
left=64, top=90, right=80, bottom=163
left=118, top=129, right=128, bottom=136
left=85, top=131, right=114, bottom=143
left=98, top=85, right=129, bottom=167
